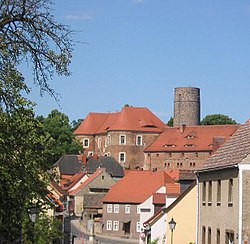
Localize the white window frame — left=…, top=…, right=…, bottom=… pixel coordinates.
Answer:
left=125, top=205, right=130, bottom=214
left=119, top=152, right=126, bottom=163
left=87, top=151, right=93, bottom=157
left=136, top=135, right=143, bottom=146
left=119, top=134, right=126, bottom=145
left=98, top=138, right=102, bottom=148
left=113, top=221, right=119, bottom=231
left=105, top=135, right=111, bottom=147
left=114, top=204, right=119, bottom=213
left=107, top=204, right=112, bottom=213
left=137, top=206, right=140, bottom=214
left=136, top=222, right=141, bottom=232
left=106, top=220, right=112, bottom=230
left=83, top=138, right=89, bottom=148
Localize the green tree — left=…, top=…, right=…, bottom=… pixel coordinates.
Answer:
left=39, top=109, right=82, bottom=164
left=0, top=0, right=74, bottom=241
left=71, top=118, right=83, bottom=131
left=167, top=116, right=174, bottom=127
left=0, top=104, right=55, bottom=242
left=0, top=0, right=73, bottom=105
left=23, top=214, right=63, bottom=244
left=201, top=114, right=237, bottom=125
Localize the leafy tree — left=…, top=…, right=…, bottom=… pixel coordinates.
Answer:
left=23, top=214, right=63, bottom=244
left=201, top=114, right=237, bottom=125
left=71, top=118, right=83, bottom=131
left=0, top=104, right=55, bottom=242
left=39, top=109, right=82, bottom=164
left=0, top=0, right=74, bottom=241
left=0, top=0, right=73, bottom=104
left=167, top=116, right=174, bottom=127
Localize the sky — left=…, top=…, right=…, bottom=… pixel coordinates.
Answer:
left=26, top=0, right=250, bottom=124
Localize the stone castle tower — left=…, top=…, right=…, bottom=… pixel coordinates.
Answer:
left=173, top=87, right=200, bottom=126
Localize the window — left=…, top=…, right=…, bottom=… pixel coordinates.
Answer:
left=136, top=222, right=141, bottom=232
left=208, top=181, right=212, bottom=205
left=208, top=227, right=211, bottom=244
left=105, top=135, right=111, bottom=147
left=136, top=135, right=142, bottom=146
left=113, top=221, right=119, bottom=231
left=98, top=138, right=102, bottom=148
left=202, top=226, right=206, bottom=244
left=114, top=204, right=119, bottom=213
left=228, top=178, right=233, bottom=206
left=107, top=204, right=112, bottom=213
left=217, top=180, right=221, bottom=205
left=125, top=205, right=130, bottom=214
left=88, top=151, right=93, bottom=157
left=202, top=182, right=206, bottom=205
left=217, top=229, right=220, bottom=244
left=83, top=138, right=89, bottom=148
left=140, top=208, right=151, bottom=212
left=107, top=220, right=112, bottom=230
left=119, top=135, right=126, bottom=145
left=119, top=152, right=126, bottom=163
left=226, top=230, right=234, bottom=244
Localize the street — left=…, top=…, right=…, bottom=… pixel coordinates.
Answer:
left=71, top=219, right=138, bottom=244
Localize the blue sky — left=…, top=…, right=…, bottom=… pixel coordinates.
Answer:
left=27, top=0, right=250, bottom=124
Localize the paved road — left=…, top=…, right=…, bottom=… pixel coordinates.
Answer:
left=71, top=219, right=138, bottom=244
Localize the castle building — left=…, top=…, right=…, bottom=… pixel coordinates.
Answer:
left=74, top=106, right=167, bottom=169
left=173, top=87, right=200, bottom=126
left=144, top=124, right=239, bottom=171
left=74, top=87, right=239, bottom=171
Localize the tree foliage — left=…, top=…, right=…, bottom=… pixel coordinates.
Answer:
left=0, top=0, right=74, bottom=241
left=201, top=114, right=237, bottom=125
left=167, top=116, right=174, bottom=127
left=38, top=109, right=82, bottom=164
left=0, top=0, right=73, bottom=104
left=23, top=214, right=63, bottom=244
left=0, top=104, right=54, bottom=242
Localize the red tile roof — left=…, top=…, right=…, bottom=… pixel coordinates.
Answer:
left=69, top=168, right=105, bottom=196
left=64, top=172, right=86, bottom=191
left=74, top=107, right=167, bottom=135
left=50, top=180, right=68, bottom=196
left=200, top=120, right=250, bottom=170
left=102, top=170, right=176, bottom=204
left=145, top=124, right=239, bottom=152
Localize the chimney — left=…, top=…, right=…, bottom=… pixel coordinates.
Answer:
left=82, top=154, right=87, bottom=165
left=93, top=154, right=98, bottom=160
left=180, top=124, right=186, bottom=134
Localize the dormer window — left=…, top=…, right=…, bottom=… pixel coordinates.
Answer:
left=184, top=144, right=195, bottom=147
left=164, top=144, right=175, bottom=148
left=186, top=135, right=195, bottom=139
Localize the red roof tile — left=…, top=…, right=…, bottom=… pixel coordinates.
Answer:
left=200, top=120, right=250, bottom=170
left=74, top=107, right=167, bottom=135
left=102, top=170, right=176, bottom=204
left=145, top=124, right=239, bottom=152
left=69, top=168, right=105, bottom=196
left=64, top=172, right=86, bottom=191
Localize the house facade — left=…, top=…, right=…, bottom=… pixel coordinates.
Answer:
left=196, top=120, right=250, bottom=244
left=102, top=170, right=179, bottom=239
